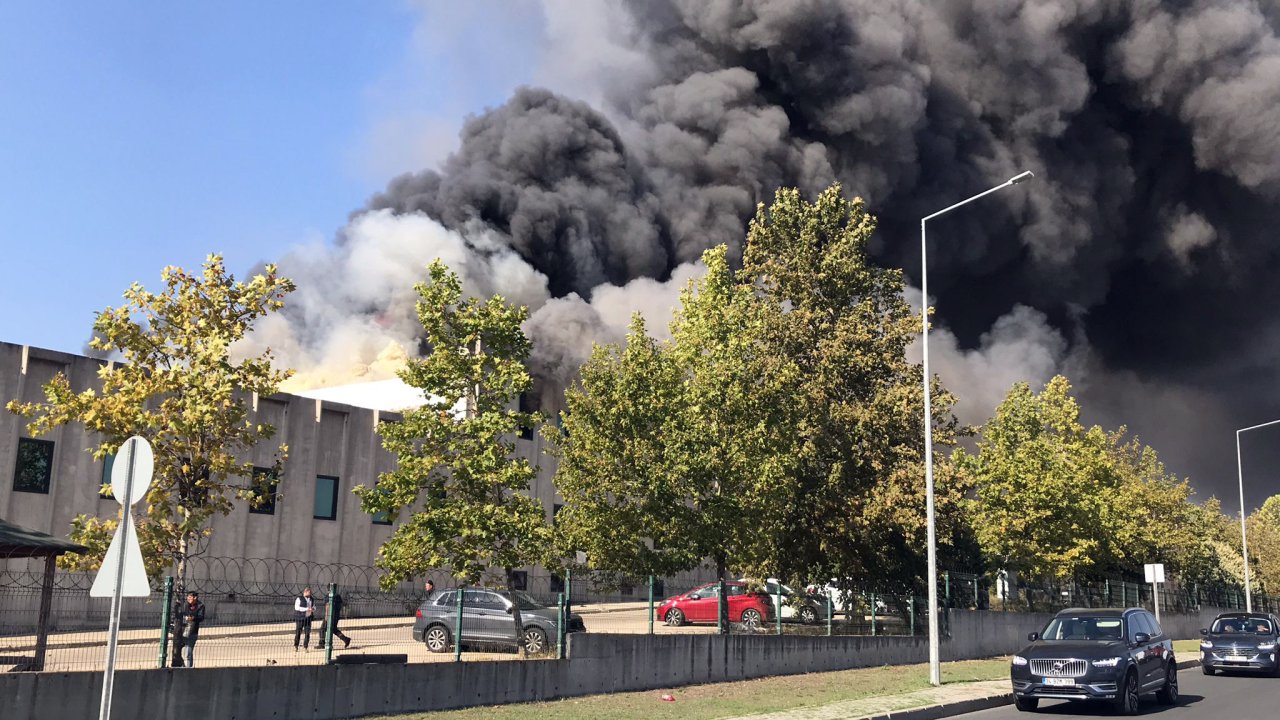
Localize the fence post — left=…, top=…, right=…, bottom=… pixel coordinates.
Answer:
left=909, top=595, right=915, bottom=636
left=648, top=575, right=654, bottom=635
left=157, top=576, right=174, bottom=669
left=324, top=583, right=336, bottom=664
left=718, top=578, right=728, bottom=635
left=827, top=593, right=833, bottom=637
left=454, top=587, right=464, bottom=663
left=974, top=577, right=979, bottom=609
left=556, top=592, right=566, bottom=660
left=870, top=593, right=877, bottom=636
left=565, top=568, right=572, bottom=618
left=944, top=572, right=951, bottom=608
left=775, top=582, right=782, bottom=636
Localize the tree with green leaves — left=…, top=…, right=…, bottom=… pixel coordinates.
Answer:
left=355, top=260, right=552, bottom=589
left=1248, top=495, right=1280, bottom=595
left=6, top=255, right=294, bottom=584
left=554, top=185, right=973, bottom=588
left=741, top=186, right=974, bottom=586
left=959, top=376, right=1122, bottom=579
left=553, top=246, right=796, bottom=581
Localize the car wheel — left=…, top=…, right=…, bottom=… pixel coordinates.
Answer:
left=1202, top=664, right=1215, bottom=676
left=666, top=608, right=686, bottom=627
left=424, top=624, right=451, bottom=653
left=1156, top=663, right=1179, bottom=705
left=1014, top=696, right=1038, bottom=712
left=1113, top=670, right=1140, bottom=716
left=740, top=609, right=763, bottom=630
left=798, top=605, right=818, bottom=625
left=521, top=626, right=549, bottom=655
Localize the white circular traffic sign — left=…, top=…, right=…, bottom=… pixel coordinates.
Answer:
left=110, top=436, right=154, bottom=506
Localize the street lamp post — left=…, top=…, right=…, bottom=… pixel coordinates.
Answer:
left=920, top=170, right=1034, bottom=687
left=1234, top=418, right=1280, bottom=612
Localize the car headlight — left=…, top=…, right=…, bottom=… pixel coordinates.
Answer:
left=1011, top=655, right=1028, bottom=666
left=1259, top=643, right=1277, bottom=651
left=1200, top=641, right=1213, bottom=649
left=1092, top=657, right=1122, bottom=668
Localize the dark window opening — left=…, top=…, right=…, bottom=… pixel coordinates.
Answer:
left=510, top=571, right=528, bottom=591
left=248, top=466, right=279, bottom=515
left=552, top=503, right=564, bottom=525
left=13, top=438, right=54, bottom=494
left=550, top=574, right=565, bottom=594
left=100, top=453, right=115, bottom=499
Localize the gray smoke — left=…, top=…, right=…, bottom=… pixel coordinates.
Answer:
left=266, top=0, right=1280, bottom=510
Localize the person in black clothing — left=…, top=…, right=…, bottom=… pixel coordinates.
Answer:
left=315, top=590, right=351, bottom=650
left=293, top=586, right=315, bottom=651
left=180, top=591, right=205, bottom=667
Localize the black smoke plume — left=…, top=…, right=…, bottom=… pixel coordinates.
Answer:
left=337, top=0, right=1280, bottom=508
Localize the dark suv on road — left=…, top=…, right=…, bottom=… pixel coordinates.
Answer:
left=1010, top=607, right=1177, bottom=715
left=1200, top=612, right=1280, bottom=676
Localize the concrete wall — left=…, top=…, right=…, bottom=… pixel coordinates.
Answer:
left=7, top=606, right=1220, bottom=720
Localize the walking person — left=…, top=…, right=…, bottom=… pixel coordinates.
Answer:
left=293, top=586, right=316, bottom=652
left=315, top=589, right=351, bottom=650
left=179, top=591, right=206, bottom=667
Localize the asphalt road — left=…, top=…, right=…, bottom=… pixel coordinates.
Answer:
left=952, top=667, right=1280, bottom=718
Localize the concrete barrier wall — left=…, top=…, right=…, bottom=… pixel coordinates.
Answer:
left=1, top=606, right=1232, bottom=720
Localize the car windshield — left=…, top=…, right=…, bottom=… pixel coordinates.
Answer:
left=1211, top=617, right=1274, bottom=634
left=1041, top=616, right=1125, bottom=641
left=508, top=590, right=546, bottom=611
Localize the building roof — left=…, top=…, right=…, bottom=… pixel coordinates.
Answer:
left=0, top=517, right=88, bottom=559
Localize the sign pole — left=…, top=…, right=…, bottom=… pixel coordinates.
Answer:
left=99, top=438, right=137, bottom=720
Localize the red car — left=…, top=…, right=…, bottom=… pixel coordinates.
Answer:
left=656, top=581, right=774, bottom=629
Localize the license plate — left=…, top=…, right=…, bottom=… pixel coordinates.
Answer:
left=1044, top=677, right=1076, bottom=686
left=1225, top=657, right=1249, bottom=663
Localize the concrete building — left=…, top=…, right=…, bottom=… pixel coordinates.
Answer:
left=0, top=341, right=565, bottom=579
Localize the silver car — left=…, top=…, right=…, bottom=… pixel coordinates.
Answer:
left=412, top=588, right=585, bottom=654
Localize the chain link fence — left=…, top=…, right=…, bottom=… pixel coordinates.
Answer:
left=4, top=553, right=1277, bottom=673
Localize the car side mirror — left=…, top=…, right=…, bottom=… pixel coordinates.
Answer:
left=687, top=593, right=700, bottom=600
left=505, top=606, right=515, bottom=615
left=1133, top=632, right=1150, bottom=645
left=1199, top=628, right=1208, bottom=636
left=1027, top=632, right=1039, bottom=642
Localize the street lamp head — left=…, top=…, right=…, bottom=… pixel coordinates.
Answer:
left=1009, top=171, right=1035, bottom=185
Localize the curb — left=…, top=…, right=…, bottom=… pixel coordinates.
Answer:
left=866, top=693, right=1012, bottom=720
left=867, top=659, right=1201, bottom=720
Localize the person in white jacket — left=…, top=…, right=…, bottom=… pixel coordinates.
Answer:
left=293, top=587, right=315, bottom=652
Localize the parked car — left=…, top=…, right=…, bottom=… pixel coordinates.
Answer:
left=412, top=588, right=584, bottom=654
left=656, top=581, right=774, bottom=629
left=1199, top=612, right=1280, bottom=676
left=751, top=578, right=829, bottom=625
left=1010, top=607, right=1177, bottom=715
left=805, top=581, right=887, bottom=617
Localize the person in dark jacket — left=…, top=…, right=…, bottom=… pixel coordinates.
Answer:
left=293, top=587, right=315, bottom=651
left=315, top=590, right=351, bottom=650
left=179, top=591, right=206, bottom=667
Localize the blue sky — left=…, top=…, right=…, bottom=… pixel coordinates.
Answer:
left=0, top=1, right=543, bottom=354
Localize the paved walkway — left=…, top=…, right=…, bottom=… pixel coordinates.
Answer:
left=721, top=680, right=1009, bottom=720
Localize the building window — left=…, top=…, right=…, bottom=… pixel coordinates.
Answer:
left=550, top=573, right=564, bottom=594
left=248, top=466, right=279, bottom=515
left=552, top=503, right=564, bottom=525
left=372, top=510, right=391, bottom=526
left=517, top=392, right=536, bottom=440
left=510, top=571, right=528, bottom=591
left=314, top=475, right=339, bottom=520
left=100, top=453, right=115, bottom=499
left=13, top=438, right=54, bottom=494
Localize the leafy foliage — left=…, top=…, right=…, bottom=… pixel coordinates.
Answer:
left=1248, top=495, right=1280, bottom=594
left=554, top=185, right=972, bottom=586
left=355, top=260, right=552, bottom=589
left=6, top=255, right=294, bottom=582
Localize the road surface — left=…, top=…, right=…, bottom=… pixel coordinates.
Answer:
left=952, top=666, right=1280, bottom=718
